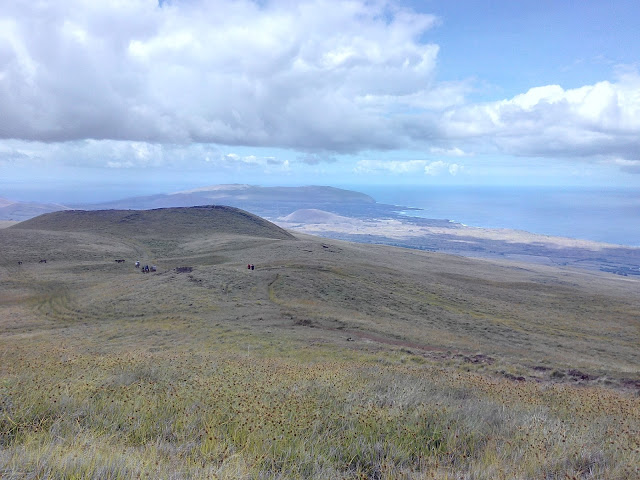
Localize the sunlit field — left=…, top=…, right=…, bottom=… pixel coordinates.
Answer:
left=1, top=208, right=639, bottom=479
left=2, top=327, right=639, bottom=479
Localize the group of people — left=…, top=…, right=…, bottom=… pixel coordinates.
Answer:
left=131, top=260, right=255, bottom=272
left=135, top=261, right=156, bottom=273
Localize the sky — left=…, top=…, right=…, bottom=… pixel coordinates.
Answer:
left=1, top=0, right=640, bottom=202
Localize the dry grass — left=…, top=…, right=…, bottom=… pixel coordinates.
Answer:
left=1, top=209, right=639, bottom=479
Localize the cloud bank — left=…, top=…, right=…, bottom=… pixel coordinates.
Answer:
left=1, top=0, right=639, bottom=172
left=354, top=159, right=462, bottom=176
left=439, top=73, right=640, bottom=162
left=0, top=0, right=442, bottom=152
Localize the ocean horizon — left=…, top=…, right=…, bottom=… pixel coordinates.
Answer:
left=357, top=186, right=640, bottom=247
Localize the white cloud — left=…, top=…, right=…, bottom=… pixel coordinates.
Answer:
left=608, top=158, right=640, bottom=174
left=423, top=160, right=446, bottom=176
left=225, top=152, right=286, bottom=168
left=106, top=160, right=135, bottom=169
left=0, top=139, right=293, bottom=173
left=355, top=158, right=463, bottom=176
left=0, top=0, right=446, bottom=152
left=1, top=0, right=639, bottom=176
left=448, top=163, right=462, bottom=175
left=429, top=146, right=469, bottom=157
left=354, top=159, right=428, bottom=174
left=438, top=72, right=640, bottom=164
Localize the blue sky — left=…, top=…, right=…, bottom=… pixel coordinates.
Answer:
left=1, top=0, right=639, bottom=202
left=421, top=1, right=640, bottom=95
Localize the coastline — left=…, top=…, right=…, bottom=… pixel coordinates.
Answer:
left=358, top=186, right=640, bottom=248
left=275, top=211, right=640, bottom=277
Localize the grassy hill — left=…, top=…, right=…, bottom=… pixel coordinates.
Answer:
left=12, top=205, right=294, bottom=240
left=1, top=209, right=638, bottom=479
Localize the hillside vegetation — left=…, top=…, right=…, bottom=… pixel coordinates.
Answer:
left=13, top=205, right=294, bottom=240
left=1, top=207, right=638, bottom=479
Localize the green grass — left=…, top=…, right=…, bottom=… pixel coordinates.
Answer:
left=2, top=326, right=638, bottom=479
left=12, top=206, right=294, bottom=243
left=1, top=209, right=639, bottom=478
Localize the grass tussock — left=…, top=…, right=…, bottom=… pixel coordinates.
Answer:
left=2, top=328, right=638, bottom=479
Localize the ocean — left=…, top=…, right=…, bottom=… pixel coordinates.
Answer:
left=357, top=186, right=640, bottom=247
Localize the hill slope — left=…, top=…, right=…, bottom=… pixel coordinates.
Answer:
left=1, top=213, right=638, bottom=479
left=11, top=205, right=295, bottom=241
left=4, top=215, right=638, bottom=380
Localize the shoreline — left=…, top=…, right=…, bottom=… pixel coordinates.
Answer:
left=361, top=186, right=640, bottom=248
left=275, top=211, right=640, bottom=277
left=392, top=207, right=640, bottom=249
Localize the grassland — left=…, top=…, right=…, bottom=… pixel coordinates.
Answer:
left=1, top=207, right=639, bottom=479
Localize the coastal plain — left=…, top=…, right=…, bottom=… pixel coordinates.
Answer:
left=1, top=206, right=638, bottom=479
